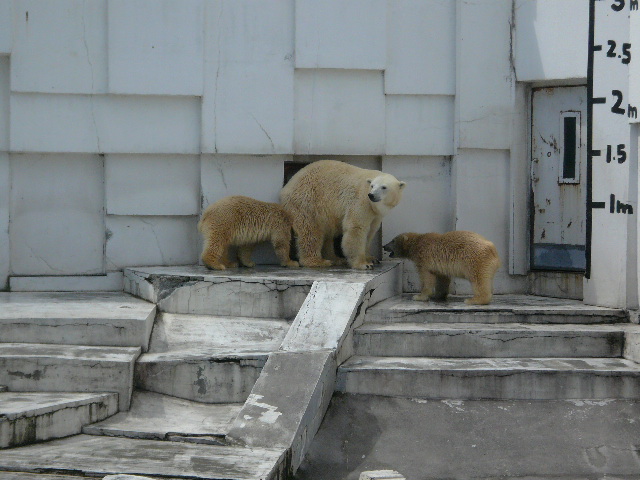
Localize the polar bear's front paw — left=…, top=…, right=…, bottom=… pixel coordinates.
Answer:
left=412, top=293, right=430, bottom=301
left=282, top=260, right=300, bottom=268
left=366, top=256, right=380, bottom=265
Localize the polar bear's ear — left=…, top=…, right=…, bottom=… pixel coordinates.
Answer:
left=399, top=181, right=406, bottom=190
left=367, top=179, right=372, bottom=184
left=402, top=234, right=408, bottom=242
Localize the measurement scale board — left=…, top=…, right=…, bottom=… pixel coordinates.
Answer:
left=586, top=0, right=637, bottom=305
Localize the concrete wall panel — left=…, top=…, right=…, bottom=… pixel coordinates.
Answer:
left=105, top=216, right=198, bottom=269
left=105, top=155, right=200, bottom=216
left=0, top=153, right=9, bottom=289
left=294, top=70, right=385, bottom=155
left=201, top=0, right=294, bottom=154
left=10, top=94, right=200, bottom=154
left=108, top=0, right=203, bottom=96
left=295, top=0, right=385, bottom=70
left=454, top=149, right=510, bottom=266
left=515, top=0, right=588, bottom=83
left=386, top=0, right=456, bottom=95
left=11, top=0, right=108, bottom=93
left=456, top=0, right=513, bottom=150
left=10, top=154, right=105, bottom=275
left=0, top=56, right=8, bottom=151
left=381, top=156, right=453, bottom=244
left=211, top=63, right=294, bottom=154
left=201, top=155, right=286, bottom=206
left=386, top=95, right=454, bottom=156
left=0, top=1, right=12, bottom=55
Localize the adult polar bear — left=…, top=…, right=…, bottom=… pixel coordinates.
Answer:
left=280, top=160, right=406, bottom=270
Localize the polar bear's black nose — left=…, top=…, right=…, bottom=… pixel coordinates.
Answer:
left=368, top=193, right=378, bottom=201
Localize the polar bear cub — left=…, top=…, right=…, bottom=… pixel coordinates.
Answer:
left=383, top=231, right=501, bottom=305
left=280, top=160, right=406, bottom=270
left=198, top=196, right=299, bottom=270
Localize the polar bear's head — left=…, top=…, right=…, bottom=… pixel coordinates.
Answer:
left=367, top=174, right=406, bottom=215
left=383, top=233, right=416, bottom=258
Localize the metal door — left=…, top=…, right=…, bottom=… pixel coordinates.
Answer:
left=531, top=86, right=587, bottom=271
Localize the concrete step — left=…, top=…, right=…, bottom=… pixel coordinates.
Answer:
left=0, top=474, right=89, bottom=480
left=1, top=392, right=118, bottom=448
left=0, top=292, right=156, bottom=351
left=0, top=434, right=286, bottom=480
left=135, top=313, right=290, bottom=402
left=83, top=390, right=242, bottom=444
left=0, top=343, right=141, bottom=410
left=123, top=264, right=396, bottom=318
left=336, top=356, right=640, bottom=399
left=354, top=323, right=630, bottom=358
left=366, top=294, right=628, bottom=324
left=124, top=265, right=316, bottom=318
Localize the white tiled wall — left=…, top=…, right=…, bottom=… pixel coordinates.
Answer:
left=108, top=0, right=204, bottom=96
left=456, top=0, right=514, bottom=150
left=105, top=216, right=199, bottom=269
left=10, top=94, right=201, bottom=153
left=10, top=154, right=105, bottom=275
left=0, top=0, right=594, bottom=293
left=11, top=0, right=108, bottom=94
left=386, top=0, right=456, bottom=95
left=295, top=0, right=386, bottom=70
left=105, top=155, right=201, bottom=216
left=515, top=0, right=588, bottom=83
left=294, top=69, right=385, bottom=155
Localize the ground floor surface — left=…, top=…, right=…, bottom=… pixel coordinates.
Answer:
left=295, top=393, right=640, bottom=480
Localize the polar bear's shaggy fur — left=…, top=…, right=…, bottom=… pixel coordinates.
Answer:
left=198, top=196, right=299, bottom=270
left=280, top=160, right=406, bottom=269
left=384, top=231, right=501, bottom=305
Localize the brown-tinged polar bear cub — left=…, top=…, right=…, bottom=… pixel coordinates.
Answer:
left=280, top=160, right=406, bottom=270
left=383, top=231, right=501, bottom=305
left=198, top=196, right=299, bottom=270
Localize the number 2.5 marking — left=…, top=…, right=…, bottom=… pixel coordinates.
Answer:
left=607, top=40, right=631, bottom=64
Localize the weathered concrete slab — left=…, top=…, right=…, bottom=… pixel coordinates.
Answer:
left=0, top=292, right=156, bottom=350
left=227, top=350, right=336, bottom=472
left=0, top=343, right=140, bottom=410
left=135, top=354, right=266, bottom=404
left=337, top=356, right=640, bottom=400
left=1, top=392, right=117, bottom=448
left=0, top=434, right=286, bottom=480
left=366, top=294, right=628, bottom=324
left=147, top=313, right=290, bottom=355
left=123, top=264, right=399, bottom=318
left=135, top=314, right=290, bottom=403
left=83, top=390, right=242, bottom=443
left=355, top=323, right=630, bottom=358
left=281, top=282, right=366, bottom=352
left=295, top=394, right=640, bottom=480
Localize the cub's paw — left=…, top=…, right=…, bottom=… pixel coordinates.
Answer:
left=366, top=256, right=380, bottom=264
left=283, top=260, right=300, bottom=268
left=352, top=262, right=374, bottom=270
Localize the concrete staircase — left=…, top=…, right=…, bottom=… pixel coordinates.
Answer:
left=337, top=294, right=640, bottom=399
left=0, top=264, right=399, bottom=479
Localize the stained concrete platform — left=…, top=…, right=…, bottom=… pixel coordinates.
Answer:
left=295, top=393, right=640, bottom=480
left=338, top=356, right=640, bottom=399
left=134, top=314, right=290, bottom=403
left=0, top=434, right=285, bottom=480
left=0, top=292, right=156, bottom=350
left=83, top=390, right=242, bottom=443
left=1, top=392, right=118, bottom=448
left=367, top=294, right=628, bottom=324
